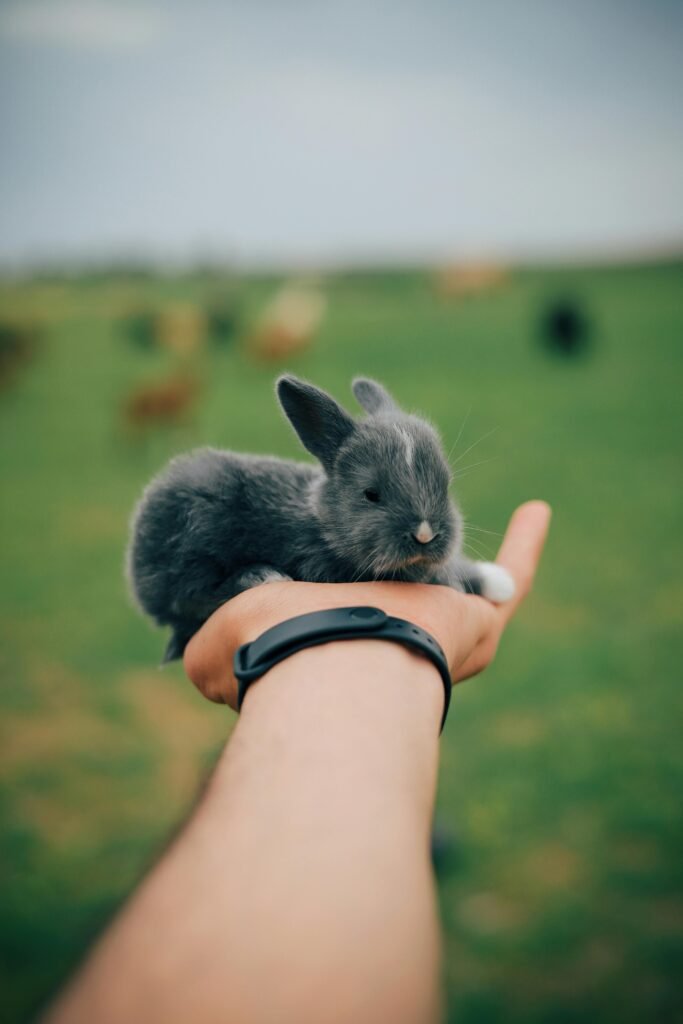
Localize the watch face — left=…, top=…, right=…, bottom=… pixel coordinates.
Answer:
left=348, top=607, right=386, bottom=622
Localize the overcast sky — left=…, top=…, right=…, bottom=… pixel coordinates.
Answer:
left=1, top=0, right=681, bottom=268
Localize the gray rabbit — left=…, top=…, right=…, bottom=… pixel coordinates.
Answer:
left=127, top=375, right=514, bottom=661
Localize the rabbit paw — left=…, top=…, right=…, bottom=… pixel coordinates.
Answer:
left=237, top=566, right=292, bottom=589
left=477, top=563, right=516, bottom=603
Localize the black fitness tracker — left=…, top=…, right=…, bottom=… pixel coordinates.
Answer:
left=234, top=606, right=452, bottom=733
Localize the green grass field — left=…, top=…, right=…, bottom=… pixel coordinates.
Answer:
left=1, top=262, right=682, bottom=1023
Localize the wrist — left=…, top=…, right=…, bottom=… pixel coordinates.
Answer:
left=208, top=639, right=443, bottom=827
left=235, top=605, right=452, bottom=730
left=183, top=580, right=474, bottom=708
left=238, top=638, right=445, bottom=738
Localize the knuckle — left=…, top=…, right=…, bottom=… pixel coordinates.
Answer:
left=207, top=683, right=227, bottom=704
left=182, top=649, right=198, bottom=684
left=482, top=637, right=499, bottom=667
left=183, top=642, right=206, bottom=690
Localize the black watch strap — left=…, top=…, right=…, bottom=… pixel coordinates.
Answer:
left=234, top=606, right=452, bottom=733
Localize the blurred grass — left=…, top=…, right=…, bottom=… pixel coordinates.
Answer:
left=0, top=262, right=682, bottom=1023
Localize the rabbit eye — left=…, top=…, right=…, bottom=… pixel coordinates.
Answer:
left=364, top=488, right=381, bottom=504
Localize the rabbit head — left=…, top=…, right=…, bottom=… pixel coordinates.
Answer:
left=277, top=375, right=460, bottom=578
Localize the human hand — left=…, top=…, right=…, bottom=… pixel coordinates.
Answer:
left=183, top=501, right=551, bottom=709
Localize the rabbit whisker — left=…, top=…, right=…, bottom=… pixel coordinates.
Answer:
left=464, top=523, right=503, bottom=538
left=352, top=549, right=377, bottom=584
left=451, top=427, right=498, bottom=468
left=455, top=456, right=500, bottom=477
left=464, top=538, right=492, bottom=562
left=447, top=404, right=473, bottom=463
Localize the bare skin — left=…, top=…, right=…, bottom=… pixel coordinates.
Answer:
left=44, top=501, right=551, bottom=1024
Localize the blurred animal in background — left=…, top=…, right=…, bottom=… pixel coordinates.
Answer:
left=205, top=295, right=240, bottom=347
left=123, top=310, right=157, bottom=350
left=122, top=370, right=202, bottom=438
left=540, top=298, right=592, bottom=358
left=155, top=304, right=207, bottom=358
left=247, top=283, right=327, bottom=361
left=435, top=262, right=509, bottom=299
left=122, top=296, right=239, bottom=354
left=0, top=322, right=40, bottom=392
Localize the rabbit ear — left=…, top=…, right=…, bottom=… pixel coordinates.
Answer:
left=277, top=376, right=355, bottom=469
left=352, top=377, right=399, bottom=415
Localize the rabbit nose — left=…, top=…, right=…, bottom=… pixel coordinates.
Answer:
left=412, top=520, right=435, bottom=545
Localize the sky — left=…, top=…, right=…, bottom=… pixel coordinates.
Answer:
left=0, top=0, right=682, bottom=268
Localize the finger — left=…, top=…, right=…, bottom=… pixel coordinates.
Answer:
left=182, top=581, right=330, bottom=707
left=495, top=500, right=552, bottom=623
left=434, top=588, right=497, bottom=676
left=183, top=602, right=237, bottom=704
left=455, top=626, right=502, bottom=681
left=454, top=644, right=490, bottom=683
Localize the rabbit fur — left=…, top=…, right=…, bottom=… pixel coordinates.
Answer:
left=126, top=375, right=514, bottom=661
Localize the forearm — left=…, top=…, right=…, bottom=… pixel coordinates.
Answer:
left=46, top=641, right=444, bottom=1024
